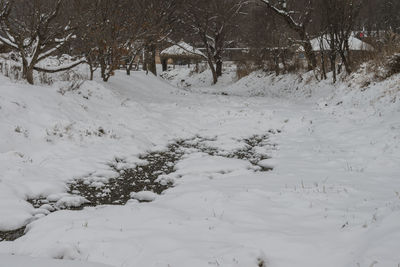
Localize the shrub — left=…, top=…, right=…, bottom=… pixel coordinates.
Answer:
left=236, top=61, right=258, bottom=80
left=387, top=53, right=400, bottom=76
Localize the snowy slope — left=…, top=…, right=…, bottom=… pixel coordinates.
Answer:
left=0, top=69, right=399, bottom=267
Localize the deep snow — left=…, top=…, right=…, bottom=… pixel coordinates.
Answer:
left=0, top=67, right=399, bottom=267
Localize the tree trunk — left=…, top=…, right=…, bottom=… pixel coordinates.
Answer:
left=215, top=50, right=223, bottom=77
left=89, top=63, right=95, bottom=81
left=321, top=53, right=327, bottom=80
left=216, top=59, right=222, bottom=77
left=161, top=58, right=168, bottom=72
left=22, top=61, right=28, bottom=80
left=100, top=59, right=108, bottom=82
left=339, top=51, right=351, bottom=74
left=100, top=65, right=105, bottom=80
left=327, top=31, right=337, bottom=83
left=24, top=59, right=35, bottom=85
left=302, top=38, right=317, bottom=71
left=207, top=58, right=218, bottom=84
left=148, top=45, right=157, bottom=76
left=126, top=57, right=132, bottom=75
left=280, top=52, right=287, bottom=73
left=141, top=47, right=147, bottom=72
left=22, top=59, right=34, bottom=85
left=330, top=52, right=336, bottom=83
left=102, top=63, right=110, bottom=82
left=126, top=51, right=139, bottom=76
left=26, top=67, right=34, bottom=85
left=319, top=38, right=327, bottom=80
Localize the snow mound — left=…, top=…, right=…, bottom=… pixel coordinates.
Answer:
left=55, top=195, right=89, bottom=209
left=130, top=191, right=158, bottom=202
left=258, top=159, right=277, bottom=170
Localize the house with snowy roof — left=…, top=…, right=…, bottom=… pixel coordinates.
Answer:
left=296, top=34, right=374, bottom=55
left=295, top=34, right=375, bottom=67
left=309, top=35, right=374, bottom=52
left=160, top=41, right=205, bottom=71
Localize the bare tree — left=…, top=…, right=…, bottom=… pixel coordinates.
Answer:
left=318, top=0, right=363, bottom=82
left=139, top=0, right=178, bottom=76
left=335, top=0, right=363, bottom=74
left=239, top=3, right=294, bottom=75
left=0, top=0, right=84, bottom=84
left=317, top=35, right=327, bottom=80
left=71, top=0, right=100, bottom=81
left=125, top=41, right=143, bottom=76
left=81, top=0, right=132, bottom=82
left=182, top=0, right=247, bottom=84
left=258, top=0, right=317, bottom=71
left=318, top=0, right=338, bottom=82
left=72, top=0, right=177, bottom=81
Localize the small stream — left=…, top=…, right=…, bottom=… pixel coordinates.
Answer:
left=1, top=132, right=277, bottom=241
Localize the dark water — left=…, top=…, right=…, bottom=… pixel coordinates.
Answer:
left=0, top=226, right=26, bottom=242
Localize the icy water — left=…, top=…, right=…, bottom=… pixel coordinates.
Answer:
left=68, top=143, right=183, bottom=206
left=1, top=133, right=276, bottom=241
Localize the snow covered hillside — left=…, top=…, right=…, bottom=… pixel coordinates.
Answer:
left=0, top=69, right=399, bottom=267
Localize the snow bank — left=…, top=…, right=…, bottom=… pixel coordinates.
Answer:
left=160, top=63, right=237, bottom=89
left=0, top=66, right=399, bottom=267
left=0, top=69, right=284, bottom=231
left=163, top=62, right=400, bottom=119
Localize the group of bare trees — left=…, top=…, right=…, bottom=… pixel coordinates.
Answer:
left=1, top=0, right=400, bottom=85
left=256, top=0, right=363, bottom=82
left=258, top=0, right=317, bottom=71
left=181, top=0, right=247, bottom=84
left=0, top=0, right=83, bottom=84
left=253, top=0, right=400, bottom=82
left=0, top=0, right=179, bottom=84
left=0, top=0, right=249, bottom=85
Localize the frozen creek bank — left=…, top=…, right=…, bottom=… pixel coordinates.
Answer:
left=0, top=71, right=399, bottom=267
left=2, top=133, right=274, bottom=242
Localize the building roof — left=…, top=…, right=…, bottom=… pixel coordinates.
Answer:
left=297, top=34, right=374, bottom=52
left=160, top=41, right=205, bottom=58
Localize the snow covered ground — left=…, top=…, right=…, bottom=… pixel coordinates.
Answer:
left=0, top=254, right=112, bottom=267
left=160, top=62, right=238, bottom=89
left=0, top=67, right=399, bottom=267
